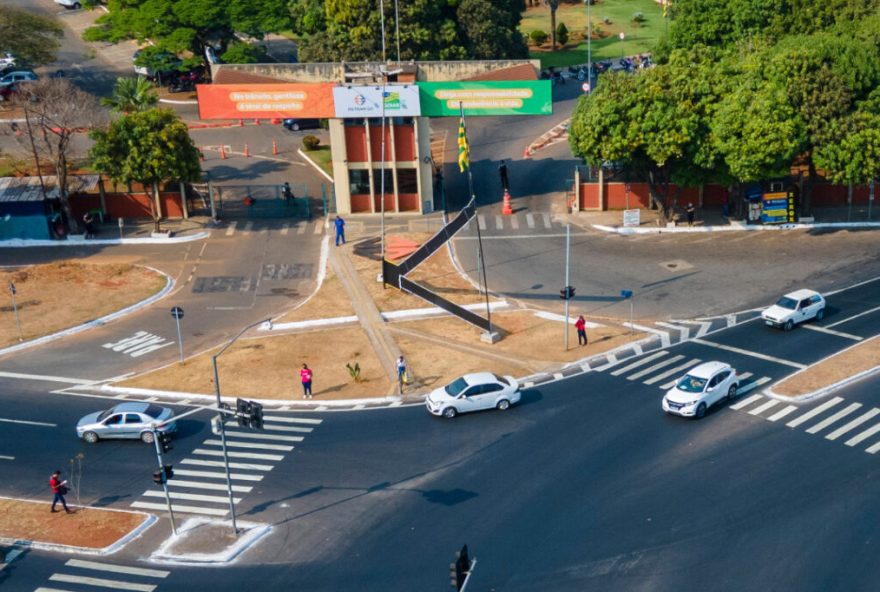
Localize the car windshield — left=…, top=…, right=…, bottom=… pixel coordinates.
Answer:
left=677, top=375, right=708, bottom=393
left=97, top=408, right=114, bottom=421
left=445, top=377, right=469, bottom=397
left=776, top=296, right=798, bottom=310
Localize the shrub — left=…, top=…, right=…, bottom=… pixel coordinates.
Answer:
left=302, top=135, right=320, bottom=151
left=556, top=22, right=569, bottom=46
left=530, top=29, right=549, bottom=46
left=632, top=12, right=646, bottom=24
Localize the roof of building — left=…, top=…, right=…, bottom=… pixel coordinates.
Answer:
left=0, top=175, right=101, bottom=202
left=463, top=63, right=538, bottom=82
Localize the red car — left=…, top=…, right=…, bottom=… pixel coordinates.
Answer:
left=0, top=83, right=17, bottom=102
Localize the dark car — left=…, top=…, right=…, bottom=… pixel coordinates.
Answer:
left=283, top=118, right=322, bottom=132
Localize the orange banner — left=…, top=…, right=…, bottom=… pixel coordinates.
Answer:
left=196, top=83, right=336, bottom=120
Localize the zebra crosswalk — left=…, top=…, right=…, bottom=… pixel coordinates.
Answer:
left=731, top=393, right=880, bottom=456
left=130, top=414, right=321, bottom=517
left=221, top=220, right=324, bottom=237
left=35, top=559, right=169, bottom=592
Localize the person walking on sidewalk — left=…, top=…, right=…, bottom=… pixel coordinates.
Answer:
left=686, top=202, right=695, bottom=226
left=397, top=355, right=408, bottom=393
left=49, top=469, right=71, bottom=513
left=335, top=215, right=346, bottom=246
left=300, top=363, right=313, bottom=399
left=575, top=315, right=588, bottom=346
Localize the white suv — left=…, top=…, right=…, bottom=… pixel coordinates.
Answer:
left=55, top=0, right=83, bottom=8
left=762, top=289, right=826, bottom=331
left=662, top=361, right=738, bottom=419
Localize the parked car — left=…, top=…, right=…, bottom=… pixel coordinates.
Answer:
left=282, top=118, right=322, bottom=132
left=662, top=361, right=738, bottom=419
left=426, top=372, right=520, bottom=418
left=761, top=289, right=826, bottom=331
left=132, top=49, right=182, bottom=81
left=54, top=0, right=83, bottom=8
left=76, top=402, right=177, bottom=444
left=0, top=83, right=18, bottom=102
left=0, top=53, right=16, bottom=74
left=0, top=70, right=37, bottom=88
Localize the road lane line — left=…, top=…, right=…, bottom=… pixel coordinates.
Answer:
left=865, top=439, right=880, bottom=454
left=172, top=468, right=263, bottom=481
left=495, top=215, right=503, bottom=230
left=225, top=221, right=237, bottom=236
left=141, top=490, right=240, bottom=504
left=261, top=425, right=313, bottom=433
left=845, top=422, right=880, bottom=447
left=220, top=431, right=303, bottom=442
left=786, top=397, right=844, bottom=428
left=627, top=355, right=685, bottom=380
left=801, top=325, right=863, bottom=340
left=766, top=405, right=798, bottom=421
left=0, top=455, right=14, bottom=460
left=50, top=573, right=156, bottom=592
left=182, top=458, right=274, bottom=471
left=737, top=376, right=771, bottom=396
left=0, top=417, right=57, bottom=427
left=542, top=213, right=552, bottom=228
left=510, top=215, right=519, bottom=229
left=748, top=399, right=781, bottom=415
left=64, top=560, right=169, bottom=578
left=130, top=501, right=228, bottom=517
left=826, top=409, right=880, bottom=441
left=806, top=403, right=862, bottom=434
left=202, top=439, right=294, bottom=451
left=478, top=215, right=487, bottom=230
left=691, top=339, right=807, bottom=369
left=609, top=351, right=668, bottom=376
left=0, top=371, right=96, bottom=385
left=281, top=223, right=290, bottom=236
left=263, top=416, right=322, bottom=425
left=193, top=448, right=284, bottom=461
left=827, top=304, right=880, bottom=328
left=165, top=479, right=252, bottom=492
left=297, top=223, right=307, bottom=234
left=729, top=394, right=763, bottom=410
left=526, top=213, right=535, bottom=228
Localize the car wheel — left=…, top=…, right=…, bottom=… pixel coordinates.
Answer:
left=783, top=319, right=794, bottom=331
left=695, top=403, right=707, bottom=419
left=73, top=2, right=81, bottom=7
left=140, top=431, right=155, bottom=444
left=292, top=123, right=300, bottom=131
left=496, top=399, right=511, bottom=411
left=442, top=407, right=457, bottom=419
left=83, top=431, right=99, bottom=444
left=815, top=308, right=825, bottom=321
left=726, top=384, right=737, bottom=401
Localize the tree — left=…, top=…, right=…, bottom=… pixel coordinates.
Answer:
left=457, top=0, right=528, bottom=60
left=556, top=22, right=569, bottom=47
left=220, top=42, right=270, bottom=64
left=90, top=109, right=201, bottom=232
left=814, top=90, right=880, bottom=187
left=101, top=77, right=160, bottom=114
left=14, top=79, right=106, bottom=233
left=0, top=7, right=63, bottom=67
left=544, top=0, right=559, bottom=50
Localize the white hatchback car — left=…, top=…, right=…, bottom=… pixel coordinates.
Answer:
left=662, top=361, right=738, bottom=419
left=426, top=372, right=520, bottom=418
left=762, top=289, right=826, bottom=331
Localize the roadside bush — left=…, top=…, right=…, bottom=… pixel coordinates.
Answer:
left=556, top=22, right=569, bottom=46
left=302, top=135, right=320, bottom=151
left=530, top=29, right=549, bottom=46
left=632, top=12, right=646, bottom=25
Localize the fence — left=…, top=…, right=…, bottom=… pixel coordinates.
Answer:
left=213, top=183, right=311, bottom=219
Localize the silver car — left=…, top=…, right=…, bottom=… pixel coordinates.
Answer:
left=76, top=402, right=176, bottom=444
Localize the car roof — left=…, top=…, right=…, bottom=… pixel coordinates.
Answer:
left=110, top=402, right=152, bottom=414
left=462, top=372, right=501, bottom=385
left=687, top=361, right=730, bottom=378
left=783, top=289, right=821, bottom=300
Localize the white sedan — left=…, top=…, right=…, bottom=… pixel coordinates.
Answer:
left=662, top=361, right=738, bottom=419
left=762, top=289, right=826, bottom=331
left=426, top=372, right=520, bottom=419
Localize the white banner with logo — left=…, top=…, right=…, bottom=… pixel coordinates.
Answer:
left=332, top=85, right=421, bottom=118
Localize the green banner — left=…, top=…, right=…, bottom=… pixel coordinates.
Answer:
left=418, top=81, right=552, bottom=116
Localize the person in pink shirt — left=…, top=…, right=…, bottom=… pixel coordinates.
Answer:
left=576, top=315, right=588, bottom=346
left=300, top=363, right=313, bottom=399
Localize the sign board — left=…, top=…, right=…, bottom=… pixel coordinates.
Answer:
left=332, top=85, right=421, bottom=118
left=621, top=290, right=633, bottom=299
left=760, top=191, right=795, bottom=224
left=581, top=82, right=590, bottom=93
left=170, top=306, right=184, bottom=320
left=623, top=208, right=640, bottom=227
left=418, top=82, right=552, bottom=116
left=196, top=83, right=336, bottom=120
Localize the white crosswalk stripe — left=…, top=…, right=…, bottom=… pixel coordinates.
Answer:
left=478, top=215, right=487, bottom=230
left=749, top=399, right=781, bottom=416
left=313, top=221, right=323, bottom=234
left=786, top=397, right=844, bottom=428
left=225, top=221, right=237, bottom=236
left=131, top=501, right=228, bottom=517
left=805, top=403, right=862, bottom=434
left=542, top=213, right=552, bottom=228
left=49, top=573, right=159, bottom=591
left=281, top=223, right=290, bottom=236
left=526, top=213, right=535, bottom=228
left=826, top=409, right=880, bottom=441
left=845, top=422, right=880, bottom=447
left=172, top=468, right=263, bottom=481
left=166, top=479, right=252, bottom=492
left=609, top=351, right=668, bottom=376
left=203, top=438, right=294, bottom=451
left=64, top=560, right=169, bottom=578
left=643, top=358, right=701, bottom=385
left=243, top=221, right=254, bottom=233
left=767, top=405, right=799, bottom=422
left=495, top=215, right=503, bottom=230
left=222, top=431, right=304, bottom=442
left=193, top=448, right=284, bottom=461
left=729, top=394, right=763, bottom=410
left=263, top=415, right=322, bottom=425
left=510, top=215, right=519, bottom=229
left=297, top=223, right=307, bottom=234
left=864, top=439, right=880, bottom=454
left=261, top=424, right=313, bottom=433
left=142, top=490, right=240, bottom=504
left=182, top=458, right=274, bottom=471
left=627, top=355, right=685, bottom=381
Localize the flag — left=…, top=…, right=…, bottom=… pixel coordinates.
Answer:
left=457, top=116, right=469, bottom=173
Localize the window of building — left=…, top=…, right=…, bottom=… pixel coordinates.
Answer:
left=397, top=169, right=418, bottom=193
left=343, top=118, right=365, bottom=127
left=374, top=168, right=393, bottom=192
left=349, top=170, right=370, bottom=194
left=392, top=117, right=413, bottom=126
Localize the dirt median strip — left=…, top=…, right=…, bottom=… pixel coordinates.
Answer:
left=772, top=335, right=880, bottom=397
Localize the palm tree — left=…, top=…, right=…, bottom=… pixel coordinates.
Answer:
left=101, top=76, right=159, bottom=114
left=544, top=0, right=560, bottom=50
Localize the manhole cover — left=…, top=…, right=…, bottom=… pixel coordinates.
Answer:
left=660, top=259, right=694, bottom=271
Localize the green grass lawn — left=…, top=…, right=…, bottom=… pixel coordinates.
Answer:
left=303, top=145, right=333, bottom=177
left=521, top=0, right=667, bottom=68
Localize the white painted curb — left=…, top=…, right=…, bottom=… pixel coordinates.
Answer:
left=0, top=231, right=210, bottom=248
left=297, top=148, right=334, bottom=182
left=593, top=221, right=880, bottom=235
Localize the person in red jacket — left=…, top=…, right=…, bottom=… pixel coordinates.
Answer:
left=300, top=363, right=313, bottom=399
left=575, top=315, right=588, bottom=346
left=50, top=469, right=71, bottom=513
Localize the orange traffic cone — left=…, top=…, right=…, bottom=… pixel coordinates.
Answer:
left=238, top=119, right=244, bottom=127
left=502, top=189, right=513, bottom=215
left=254, top=119, right=260, bottom=125
left=243, top=143, right=250, bottom=157
left=220, top=145, right=227, bottom=160
left=272, top=140, right=278, bottom=155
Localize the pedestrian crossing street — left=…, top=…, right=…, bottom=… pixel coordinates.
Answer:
left=34, top=558, right=169, bottom=592
left=223, top=219, right=325, bottom=237
left=130, top=415, right=322, bottom=517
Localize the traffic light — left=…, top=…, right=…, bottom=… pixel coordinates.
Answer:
left=237, top=398, right=252, bottom=429
left=251, top=401, right=264, bottom=430
left=157, top=431, right=173, bottom=454
left=449, top=545, right=470, bottom=590
left=559, top=286, right=576, bottom=300
left=152, top=470, right=164, bottom=485
left=163, top=465, right=174, bottom=481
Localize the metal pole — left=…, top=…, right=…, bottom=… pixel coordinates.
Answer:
left=207, top=177, right=217, bottom=220
left=394, top=0, right=401, bottom=64
left=629, top=298, right=634, bottom=334
left=10, top=287, right=22, bottom=342
left=151, top=428, right=177, bottom=535
left=564, top=224, right=570, bottom=350
left=379, top=0, right=386, bottom=63
left=475, top=209, right=492, bottom=336
left=869, top=179, right=874, bottom=220
left=587, top=0, right=592, bottom=85
left=174, top=316, right=184, bottom=364
left=380, top=79, right=388, bottom=283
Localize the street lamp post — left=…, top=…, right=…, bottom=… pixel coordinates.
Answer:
left=211, top=318, right=270, bottom=536
left=619, top=32, right=625, bottom=62
left=585, top=0, right=592, bottom=86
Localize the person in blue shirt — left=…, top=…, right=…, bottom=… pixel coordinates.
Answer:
left=335, top=215, right=346, bottom=246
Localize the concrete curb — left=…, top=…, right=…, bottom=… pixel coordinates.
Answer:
left=297, top=148, right=334, bottom=183
left=0, top=266, right=175, bottom=359
left=523, top=118, right=570, bottom=159
left=0, top=231, right=211, bottom=248
left=149, top=517, right=271, bottom=565
left=593, top=221, right=880, bottom=235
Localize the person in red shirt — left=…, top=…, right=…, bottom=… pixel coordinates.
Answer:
left=300, top=363, right=313, bottom=399
left=49, top=469, right=71, bottom=513
left=576, top=315, right=588, bottom=346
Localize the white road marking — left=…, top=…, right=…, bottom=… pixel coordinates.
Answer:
left=737, top=376, right=771, bottom=395
left=542, top=213, right=552, bottom=228
left=510, top=215, right=519, bottom=229
left=182, top=458, right=274, bottom=471
left=526, top=213, right=535, bottom=228
left=225, top=221, right=237, bottom=236
left=262, top=424, right=313, bottom=433
left=737, top=372, right=754, bottom=381
left=495, top=215, right=503, bottom=230
left=243, top=221, right=254, bottom=233
left=193, top=448, right=284, bottom=461
left=691, top=339, right=807, bottom=369
left=609, top=351, right=668, bottom=376
left=313, top=221, right=323, bottom=234
left=142, top=490, right=240, bottom=504
left=203, top=439, right=294, bottom=451
left=0, top=455, right=14, bottom=460
left=845, top=422, right=880, bottom=447
left=0, top=417, right=56, bottom=427
left=297, top=223, right=307, bottom=235
left=50, top=573, right=156, bottom=591
left=165, top=479, right=251, bottom=492
left=801, top=324, right=863, bottom=340
left=681, top=320, right=712, bottom=338
left=767, top=405, right=799, bottom=422
left=749, top=399, right=781, bottom=416
left=786, top=397, right=844, bottom=428
left=806, top=403, right=863, bottom=434
left=171, top=468, right=263, bottom=481
left=644, top=359, right=702, bottom=386
left=221, top=431, right=304, bottom=442
left=281, top=223, right=290, bottom=236
left=656, top=322, right=690, bottom=342
left=827, top=304, right=880, bottom=328
left=64, top=560, right=169, bottom=578
left=263, top=416, right=322, bottom=425
left=729, top=393, right=763, bottom=410
left=631, top=324, right=671, bottom=348
left=826, top=408, right=880, bottom=441
left=627, top=355, right=686, bottom=381
left=478, top=215, right=487, bottom=230
left=130, top=501, right=228, bottom=517
left=865, top=439, right=880, bottom=454
left=0, top=371, right=95, bottom=385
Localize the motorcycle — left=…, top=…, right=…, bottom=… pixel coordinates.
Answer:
left=0, top=53, right=16, bottom=74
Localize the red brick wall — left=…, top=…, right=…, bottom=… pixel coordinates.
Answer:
left=393, top=125, right=416, bottom=162
left=351, top=194, right=372, bottom=213
left=373, top=193, right=396, bottom=212
left=398, top=193, right=419, bottom=212
left=368, top=126, right=393, bottom=162
left=70, top=192, right=184, bottom=220
left=345, top=126, right=368, bottom=162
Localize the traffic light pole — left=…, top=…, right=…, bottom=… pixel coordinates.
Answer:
left=151, top=428, right=177, bottom=535
left=564, top=223, right=571, bottom=350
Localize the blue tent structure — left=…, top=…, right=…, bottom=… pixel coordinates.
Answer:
left=0, top=175, right=100, bottom=240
